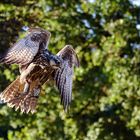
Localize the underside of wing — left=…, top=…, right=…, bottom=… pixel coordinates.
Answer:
left=0, top=34, right=40, bottom=66
left=0, top=28, right=51, bottom=66
left=53, top=45, right=79, bottom=111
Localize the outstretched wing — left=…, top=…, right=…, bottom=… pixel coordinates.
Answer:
left=53, top=45, right=79, bottom=111
left=0, top=28, right=51, bottom=66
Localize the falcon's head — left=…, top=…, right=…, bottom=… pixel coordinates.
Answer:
left=49, top=55, right=62, bottom=69
left=41, top=50, right=62, bottom=69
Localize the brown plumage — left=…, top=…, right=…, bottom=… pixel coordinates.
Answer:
left=0, top=28, right=51, bottom=67
left=0, top=27, right=79, bottom=114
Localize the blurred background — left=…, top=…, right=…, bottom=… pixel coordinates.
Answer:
left=0, top=0, right=140, bottom=140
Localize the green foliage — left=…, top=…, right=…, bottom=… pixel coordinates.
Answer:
left=0, top=0, right=140, bottom=139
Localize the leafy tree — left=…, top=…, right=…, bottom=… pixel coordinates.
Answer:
left=0, top=0, right=140, bottom=140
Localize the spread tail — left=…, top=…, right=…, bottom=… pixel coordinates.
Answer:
left=0, top=77, right=39, bottom=114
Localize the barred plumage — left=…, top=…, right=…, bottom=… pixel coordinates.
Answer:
left=0, top=28, right=51, bottom=67
left=54, top=45, right=79, bottom=111
left=0, top=27, right=79, bottom=113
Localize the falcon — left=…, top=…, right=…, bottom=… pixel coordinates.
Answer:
left=0, top=28, right=79, bottom=113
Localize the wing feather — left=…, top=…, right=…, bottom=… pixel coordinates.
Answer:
left=53, top=45, right=79, bottom=111
left=2, top=34, right=40, bottom=66
left=1, top=28, right=51, bottom=66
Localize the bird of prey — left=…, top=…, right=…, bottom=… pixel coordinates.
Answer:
left=0, top=28, right=79, bottom=113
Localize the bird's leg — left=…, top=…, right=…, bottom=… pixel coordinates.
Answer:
left=19, top=63, right=37, bottom=98
left=18, top=63, right=35, bottom=98
left=23, top=82, right=30, bottom=93
left=15, top=81, right=30, bottom=103
left=20, top=63, right=37, bottom=84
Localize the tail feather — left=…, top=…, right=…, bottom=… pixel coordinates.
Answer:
left=0, top=77, right=39, bottom=114
left=0, top=77, right=21, bottom=102
left=20, top=95, right=38, bottom=114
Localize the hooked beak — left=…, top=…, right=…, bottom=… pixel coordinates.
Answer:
left=49, top=59, right=62, bottom=69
